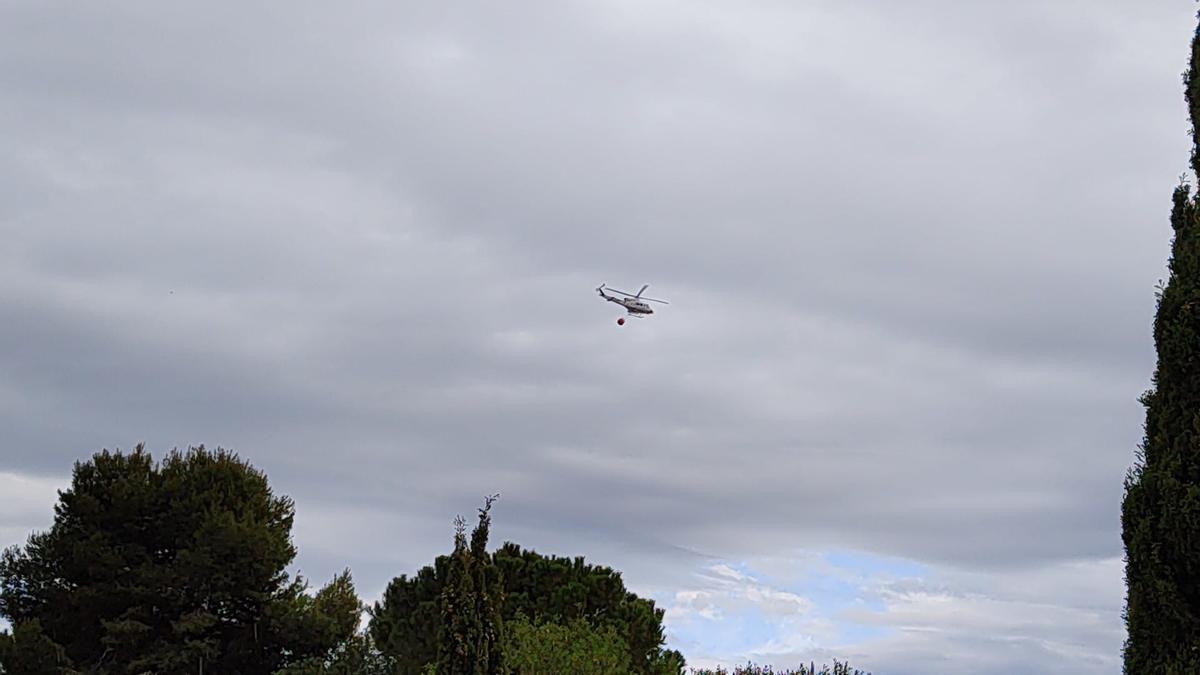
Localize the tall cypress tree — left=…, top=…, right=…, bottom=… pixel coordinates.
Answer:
left=437, top=495, right=504, bottom=675
left=1121, top=16, right=1200, bottom=672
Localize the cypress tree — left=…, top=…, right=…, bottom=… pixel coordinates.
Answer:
left=437, top=495, right=504, bottom=675
left=1121, top=15, right=1200, bottom=672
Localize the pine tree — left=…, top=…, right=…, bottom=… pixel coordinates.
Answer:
left=1121, top=16, right=1200, bottom=672
left=0, top=619, right=76, bottom=675
left=437, top=495, right=504, bottom=675
left=0, top=445, right=361, bottom=674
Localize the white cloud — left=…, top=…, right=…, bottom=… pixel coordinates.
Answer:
left=666, top=563, right=815, bottom=626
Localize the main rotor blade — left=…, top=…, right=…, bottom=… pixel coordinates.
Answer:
left=605, top=287, right=638, bottom=297
left=640, top=297, right=669, bottom=304
left=636, top=284, right=649, bottom=298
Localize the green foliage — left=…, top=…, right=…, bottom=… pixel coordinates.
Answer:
left=437, top=496, right=505, bottom=675
left=654, top=649, right=686, bottom=675
left=503, top=615, right=629, bottom=675
left=307, top=569, right=367, bottom=653
left=689, top=661, right=868, bottom=675
left=0, top=445, right=360, bottom=674
left=369, top=558, right=446, bottom=674
left=273, top=633, right=398, bottom=675
left=1122, top=16, right=1200, bottom=674
left=0, top=619, right=77, bottom=674
left=492, top=542, right=678, bottom=674
left=371, top=536, right=680, bottom=675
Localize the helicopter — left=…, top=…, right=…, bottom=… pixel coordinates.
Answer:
left=596, top=284, right=669, bottom=323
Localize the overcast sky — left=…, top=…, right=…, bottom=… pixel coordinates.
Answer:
left=0, top=2, right=1193, bottom=673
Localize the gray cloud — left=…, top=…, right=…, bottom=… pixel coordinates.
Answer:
left=1, top=1, right=1192, bottom=670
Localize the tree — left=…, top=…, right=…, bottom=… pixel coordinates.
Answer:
left=1122, top=15, right=1200, bottom=673
left=436, top=495, right=504, bottom=675
left=370, top=534, right=682, bottom=674
left=368, top=559, right=446, bottom=674
left=272, top=633, right=398, bottom=675
left=0, top=620, right=77, bottom=675
left=689, top=662, right=869, bottom=675
left=491, top=543, right=681, bottom=675
left=502, top=615, right=629, bottom=675
left=0, top=445, right=360, bottom=674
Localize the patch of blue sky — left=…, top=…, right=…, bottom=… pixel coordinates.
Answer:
left=746, top=550, right=925, bottom=616
left=668, top=605, right=805, bottom=665
left=664, top=549, right=929, bottom=658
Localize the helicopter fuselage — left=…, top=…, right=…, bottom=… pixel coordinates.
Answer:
left=596, top=284, right=667, bottom=317
left=610, top=296, right=653, bottom=314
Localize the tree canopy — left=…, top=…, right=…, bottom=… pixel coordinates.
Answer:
left=0, top=445, right=360, bottom=675
left=502, top=615, right=630, bottom=675
left=0, top=619, right=73, bottom=675
left=371, top=537, right=682, bottom=675
left=272, top=633, right=397, bottom=675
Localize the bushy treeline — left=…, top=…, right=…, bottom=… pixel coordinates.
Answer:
left=0, top=446, right=683, bottom=674
left=690, top=661, right=868, bottom=675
